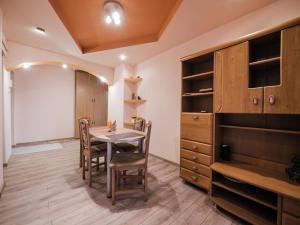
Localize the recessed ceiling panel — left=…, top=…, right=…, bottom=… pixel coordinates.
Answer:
left=49, top=0, right=182, bottom=53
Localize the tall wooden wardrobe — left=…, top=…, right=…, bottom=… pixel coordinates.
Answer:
left=75, top=70, right=108, bottom=138
left=180, top=18, right=300, bottom=225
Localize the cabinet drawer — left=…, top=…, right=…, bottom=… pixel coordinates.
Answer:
left=181, top=158, right=210, bottom=177
left=283, top=197, right=300, bottom=218
left=180, top=168, right=210, bottom=190
left=282, top=213, right=300, bottom=225
left=181, top=113, right=212, bottom=144
left=181, top=149, right=211, bottom=166
left=181, top=139, right=212, bottom=155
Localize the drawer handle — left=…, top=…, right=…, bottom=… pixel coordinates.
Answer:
left=191, top=176, right=197, bottom=181
left=192, top=116, right=199, bottom=120
left=191, top=146, right=198, bottom=151
left=192, top=156, right=197, bottom=161
left=192, top=166, right=198, bottom=171
left=252, top=96, right=258, bottom=105
left=268, top=95, right=275, bottom=105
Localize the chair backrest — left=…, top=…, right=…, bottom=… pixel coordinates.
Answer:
left=78, top=117, right=90, bottom=150
left=144, top=121, right=152, bottom=166
left=133, top=117, right=146, bottom=132
left=79, top=118, right=91, bottom=152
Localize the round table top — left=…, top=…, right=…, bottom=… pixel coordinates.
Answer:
left=89, top=126, right=145, bottom=143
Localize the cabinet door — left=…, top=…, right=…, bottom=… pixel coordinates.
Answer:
left=93, top=77, right=108, bottom=126
left=264, top=25, right=300, bottom=114
left=75, top=71, right=93, bottom=137
left=214, top=42, right=263, bottom=113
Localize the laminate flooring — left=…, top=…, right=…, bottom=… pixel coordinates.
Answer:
left=0, top=141, right=242, bottom=225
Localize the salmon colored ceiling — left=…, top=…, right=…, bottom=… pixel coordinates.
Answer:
left=49, top=0, right=182, bottom=53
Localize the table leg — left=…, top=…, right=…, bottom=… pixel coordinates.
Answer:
left=107, top=142, right=112, bottom=198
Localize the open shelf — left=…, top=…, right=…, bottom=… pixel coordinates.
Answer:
left=212, top=174, right=277, bottom=209
left=182, top=53, right=214, bottom=77
left=182, top=95, right=213, bottom=113
left=182, top=92, right=213, bottom=97
left=212, top=186, right=277, bottom=225
left=124, top=99, right=146, bottom=105
left=124, top=76, right=143, bottom=83
left=249, top=56, right=280, bottom=67
left=219, top=125, right=300, bottom=135
left=182, top=71, right=213, bottom=80
left=211, top=162, right=300, bottom=200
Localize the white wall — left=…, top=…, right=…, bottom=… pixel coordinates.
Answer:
left=13, top=65, right=75, bottom=144
left=0, top=8, right=4, bottom=193
left=135, top=0, right=300, bottom=163
left=108, top=63, right=134, bottom=126
left=3, top=69, right=12, bottom=163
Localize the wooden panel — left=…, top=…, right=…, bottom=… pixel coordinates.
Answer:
left=180, top=158, right=210, bottom=177
left=180, top=168, right=210, bottom=190
left=214, top=42, right=263, bottom=113
left=180, top=149, right=211, bottom=166
left=282, top=213, right=300, bottom=225
left=181, top=113, right=212, bottom=144
left=75, top=71, right=92, bottom=138
left=283, top=197, right=300, bottom=218
left=264, top=25, right=300, bottom=114
left=180, top=139, right=212, bottom=155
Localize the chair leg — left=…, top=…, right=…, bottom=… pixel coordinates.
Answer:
left=80, top=146, right=82, bottom=168
left=82, top=155, right=86, bottom=180
left=89, top=157, right=92, bottom=187
left=112, top=168, right=116, bottom=205
left=144, top=169, right=148, bottom=202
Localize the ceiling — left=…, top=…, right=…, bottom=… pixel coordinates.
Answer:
left=0, top=0, right=276, bottom=67
left=49, top=0, right=182, bottom=53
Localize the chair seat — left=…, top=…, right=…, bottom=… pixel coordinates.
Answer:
left=83, top=144, right=107, bottom=157
left=109, top=153, right=145, bottom=168
left=114, top=142, right=138, bottom=152
left=91, top=138, right=105, bottom=146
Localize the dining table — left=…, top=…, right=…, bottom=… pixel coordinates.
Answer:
left=89, top=126, right=146, bottom=198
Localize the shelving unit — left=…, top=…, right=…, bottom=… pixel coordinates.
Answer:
left=123, top=75, right=145, bottom=128
left=182, top=71, right=213, bottom=80
left=219, top=125, right=300, bottom=135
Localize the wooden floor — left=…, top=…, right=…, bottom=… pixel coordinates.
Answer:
left=0, top=141, right=241, bottom=225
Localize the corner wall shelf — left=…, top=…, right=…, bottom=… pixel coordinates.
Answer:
left=124, top=76, right=143, bottom=83
left=124, top=99, right=146, bottom=105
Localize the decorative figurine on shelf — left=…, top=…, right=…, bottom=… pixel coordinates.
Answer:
left=137, top=96, right=142, bottom=100
left=286, top=156, right=300, bottom=182
left=130, top=114, right=137, bottom=123
left=131, top=93, right=136, bottom=100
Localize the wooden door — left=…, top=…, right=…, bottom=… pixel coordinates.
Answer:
left=214, top=42, right=263, bottom=113
left=91, top=76, right=108, bottom=126
left=264, top=25, right=300, bottom=114
left=75, top=71, right=93, bottom=138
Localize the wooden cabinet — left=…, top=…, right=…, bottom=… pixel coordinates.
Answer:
left=75, top=70, right=108, bottom=138
left=282, top=213, right=300, bottom=225
left=264, top=25, right=300, bottom=114
left=214, top=42, right=263, bottom=113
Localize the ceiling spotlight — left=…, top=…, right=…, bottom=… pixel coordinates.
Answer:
left=35, top=27, right=46, bottom=35
left=104, top=1, right=123, bottom=26
left=120, top=54, right=126, bottom=61
left=100, top=76, right=108, bottom=83
left=62, top=64, right=68, bottom=69
left=22, top=63, right=31, bottom=69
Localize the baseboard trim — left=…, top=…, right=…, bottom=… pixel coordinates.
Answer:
left=15, top=137, right=77, bottom=147
left=149, top=153, right=179, bottom=167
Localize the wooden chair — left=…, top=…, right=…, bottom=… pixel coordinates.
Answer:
left=78, top=117, right=105, bottom=168
left=79, top=118, right=107, bottom=187
left=109, top=121, right=152, bottom=205
left=114, top=117, right=146, bottom=153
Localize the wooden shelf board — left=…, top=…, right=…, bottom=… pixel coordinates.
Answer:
left=220, top=125, right=300, bottom=135
left=212, top=180, right=277, bottom=210
left=249, top=56, right=280, bottom=66
left=124, top=99, right=146, bottom=105
left=181, top=112, right=213, bottom=115
left=182, top=71, right=214, bottom=80
left=124, top=122, right=134, bottom=126
left=211, top=162, right=300, bottom=201
left=211, top=195, right=276, bottom=225
left=124, top=76, right=143, bottom=83
left=182, top=92, right=213, bottom=97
